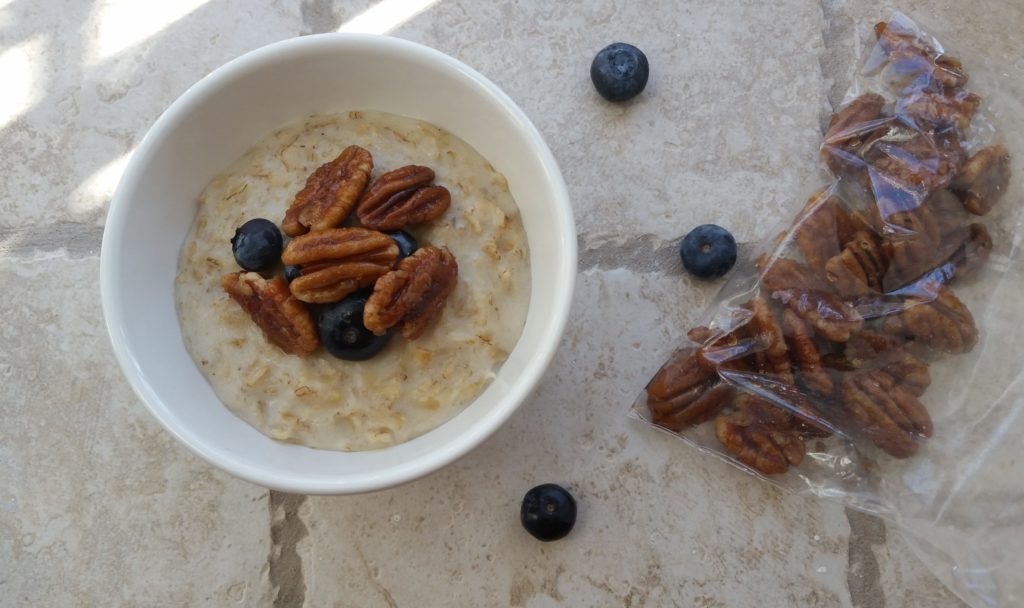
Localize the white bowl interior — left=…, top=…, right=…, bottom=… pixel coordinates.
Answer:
left=101, top=35, right=575, bottom=494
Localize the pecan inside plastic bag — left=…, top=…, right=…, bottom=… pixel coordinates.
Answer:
left=633, top=13, right=1022, bottom=608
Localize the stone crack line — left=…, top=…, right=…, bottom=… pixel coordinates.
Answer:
left=0, top=221, right=104, bottom=259
left=269, top=492, right=309, bottom=608
left=578, top=232, right=757, bottom=274
left=846, top=508, right=886, bottom=608
left=817, top=0, right=858, bottom=126
left=356, top=545, right=399, bottom=608
left=817, top=8, right=891, bottom=608
left=578, top=233, right=681, bottom=273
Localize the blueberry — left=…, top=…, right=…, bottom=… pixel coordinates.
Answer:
left=590, top=43, right=649, bottom=102
left=520, top=484, right=577, bottom=542
left=679, top=224, right=737, bottom=280
left=231, top=218, right=283, bottom=272
left=316, top=292, right=391, bottom=361
left=387, top=230, right=418, bottom=260
left=284, top=264, right=302, bottom=283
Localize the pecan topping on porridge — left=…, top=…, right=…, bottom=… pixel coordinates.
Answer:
left=364, top=245, right=459, bottom=339
left=357, top=165, right=452, bottom=230
left=282, top=145, right=373, bottom=236
left=281, top=227, right=399, bottom=304
left=222, top=272, right=319, bottom=356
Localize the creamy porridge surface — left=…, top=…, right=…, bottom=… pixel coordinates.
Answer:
left=175, top=111, right=530, bottom=451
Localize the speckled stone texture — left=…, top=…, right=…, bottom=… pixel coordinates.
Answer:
left=5, top=0, right=1022, bottom=606
left=0, top=257, right=270, bottom=606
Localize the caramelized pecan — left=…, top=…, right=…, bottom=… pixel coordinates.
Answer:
left=868, top=129, right=965, bottom=198
left=883, top=351, right=932, bottom=397
left=222, top=272, right=318, bottom=356
left=364, top=245, right=458, bottom=339
left=896, top=88, right=980, bottom=132
left=839, top=370, right=932, bottom=458
left=821, top=93, right=890, bottom=176
left=872, top=21, right=967, bottom=89
left=646, top=347, right=734, bottom=431
left=880, top=206, right=945, bottom=290
left=945, top=223, right=992, bottom=281
left=715, top=400, right=806, bottom=475
left=687, top=326, right=714, bottom=344
left=902, top=222, right=994, bottom=288
left=824, top=230, right=888, bottom=296
left=760, top=258, right=863, bottom=342
left=951, top=145, right=1011, bottom=216
left=824, top=93, right=888, bottom=148
left=924, top=188, right=969, bottom=236
left=882, top=286, right=978, bottom=354
left=838, top=331, right=931, bottom=397
left=873, top=20, right=940, bottom=64
left=282, top=228, right=399, bottom=304
left=881, top=52, right=968, bottom=91
left=745, top=297, right=793, bottom=385
left=900, top=287, right=978, bottom=354
left=793, top=190, right=856, bottom=276
left=282, top=145, right=373, bottom=237
left=357, top=165, right=452, bottom=230
left=780, top=308, right=833, bottom=394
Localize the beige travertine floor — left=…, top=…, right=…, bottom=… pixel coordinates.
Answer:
left=3, top=1, right=1021, bottom=606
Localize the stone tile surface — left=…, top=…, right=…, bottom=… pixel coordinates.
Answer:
left=0, top=256, right=270, bottom=607
left=303, top=268, right=855, bottom=607
left=0, top=0, right=301, bottom=230
left=384, top=0, right=830, bottom=245
left=4, top=0, right=1022, bottom=606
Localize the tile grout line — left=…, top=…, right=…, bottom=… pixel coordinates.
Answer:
left=269, top=491, right=309, bottom=607
left=846, top=508, right=887, bottom=608
left=815, top=2, right=891, bottom=606
left=576, top=232, right=761, bottom=274
left=0, top=221, right=104, bottom=259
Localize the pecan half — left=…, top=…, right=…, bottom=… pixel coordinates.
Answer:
left=872, top=21, right=967, bottom=89
left=951, top=145, right=1011, bottom=216
left=882, top=286, right=978, bottom=354
left=821, top=93, right=890, bottom=176
left=282, top=228, right=399, bottom=304
left=715, top=404, right=806, bottom=475
left=924, top=188, right=969, bottom=237
left=745, top=296, right=793, bottom=385
left=868, top=129, right=965, bottom=197
left=793, top=190, right=856, bottom=277
left=282, top=145, right=373, bottom=237
left=357, top=165, right=451, bottom=230
left=945, top=223, right=992, bottom=282
left=824, top=230, right=888, bottom=296
left=838, top=331, right=931, bottom=397
left=901, top=287, right=978, bottom=354
left=364, top=245, right=458, bottom=339
left=896, top=88, right=980, bottom=132
left=881, top=206, right=946, bottom=290
left=646, top=347, right=734, bottom=431
left=824, top=93, right=888, bottom=148
left=780, top=308, right=833, bottom=394
left=881, top=52, right=968, bottom=91
left=883, top=351, right=932, bottom=397
left=839, top=370, right=932, bottom=458
left=222, top=272, right=318, bottom=356
left=687, top=326, right=714, bottom=344
left=760, top=258, right=863, bottom=342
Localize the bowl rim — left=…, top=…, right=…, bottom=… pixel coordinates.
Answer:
left=99, top=33, right=576, bottom=494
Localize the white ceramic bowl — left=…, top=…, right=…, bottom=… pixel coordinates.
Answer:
left=100, top=34, right=575, bottom=494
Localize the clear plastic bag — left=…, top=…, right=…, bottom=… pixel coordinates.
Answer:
left=633, top=13, right=1022, bottom=607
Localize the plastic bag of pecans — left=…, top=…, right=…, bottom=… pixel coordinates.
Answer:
left=634, top=13, right=1022, bottom=608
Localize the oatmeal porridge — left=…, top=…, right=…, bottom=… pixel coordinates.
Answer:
left=175, top=111, right=530, bottom=451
